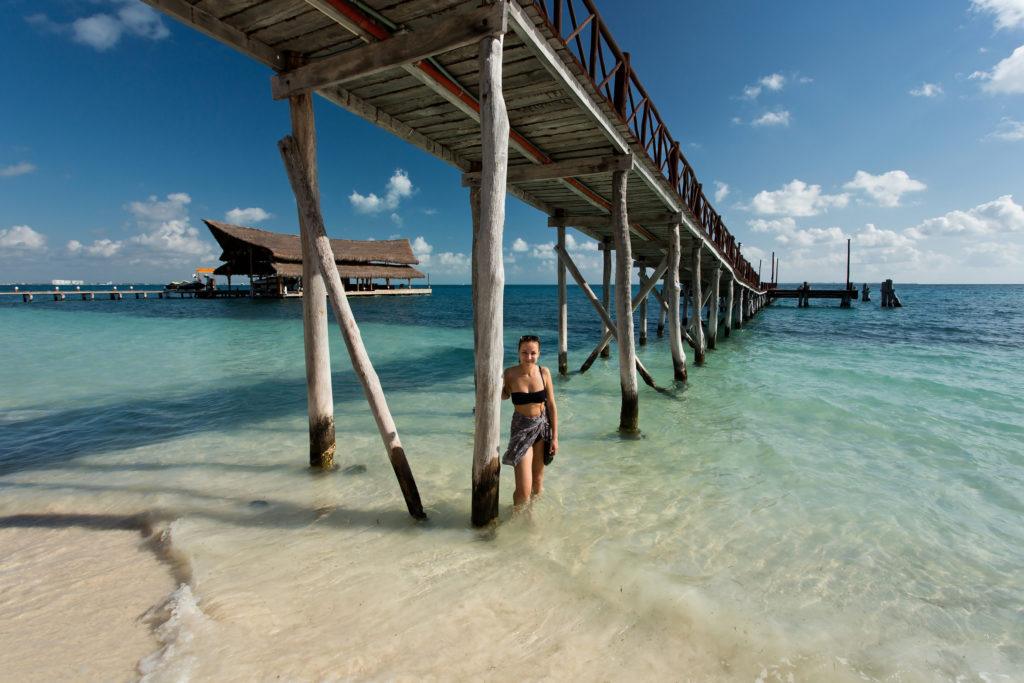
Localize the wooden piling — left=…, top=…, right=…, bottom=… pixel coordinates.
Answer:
left=557, top=225, right=568, bottom=375
left=724, top=275, right=733, bottom=338
left=279, top=136, right=424, bottom=520
left=600, top=237, right=612, bottom=358
left=691, top=244, right=706, bottom=364
left=735, top=289, right=744, bottom=330
left=471, top=33, right=508, bottom=527
left=667, top=222, right=687, bottom=381
left=708, top=265, right=721, bottom=350
left=657, top=273, right=667, bottom=338
left=611, top=168, right=638, bottom=431
left=288, top=68, right=335, bottom=469
left=638, top=265, right=648, bottom=346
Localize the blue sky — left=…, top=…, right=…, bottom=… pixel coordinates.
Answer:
left=2, top=0, right=1022, bottom=284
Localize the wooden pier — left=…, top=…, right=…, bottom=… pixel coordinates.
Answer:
left=134, top=0, right=771, bottom=524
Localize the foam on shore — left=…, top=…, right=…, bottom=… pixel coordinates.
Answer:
left=0, top=522, right=181, bottom=680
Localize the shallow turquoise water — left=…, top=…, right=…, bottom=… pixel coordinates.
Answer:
left=1, top=284, right=1022, bottom=680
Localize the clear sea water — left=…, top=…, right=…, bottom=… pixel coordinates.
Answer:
left=1, top=283, right=1022, bottom=681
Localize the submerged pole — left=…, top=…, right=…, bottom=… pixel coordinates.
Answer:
left=288, top=71, right=335, bottom=469
left=279, top=136, right=424, bottom=520
left=557, top=226, right=568, bottom=375
left=638, top=265, right=648, bottom=345
left=600, top=238, right=612, bottom=358
left=612, top=168, right=638, bottom=431
left=724, top=275, right=734, bottom=338
left=708, top=265, right=721, bottom=350
left=471, top=32, right=508, bottom=526
left=691, top=244, right=706, bottom=364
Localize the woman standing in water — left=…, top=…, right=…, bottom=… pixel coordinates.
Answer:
left=501, top=335, right=559, bottom=508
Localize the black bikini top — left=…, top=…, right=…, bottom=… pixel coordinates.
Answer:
left=510, top=373, right=546, bottom=405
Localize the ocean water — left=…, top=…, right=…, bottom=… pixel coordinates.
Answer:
left=1, top=283, right=1023, bottom=681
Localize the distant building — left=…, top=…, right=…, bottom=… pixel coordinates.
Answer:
left=203, top=220, right=429, bottom=297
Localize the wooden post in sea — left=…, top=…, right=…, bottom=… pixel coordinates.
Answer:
left=638, top=265, right=648, bottom=346
left=667, top=221, right=687, bottom=380
left=708, top=265, right=721, bottom=350
left=286, top=61, right=335, bottom=469
left=600, top=237, right=612, bottom=358
left=471, top=31, right=508, bottom=526
left=557, top=225, right=568, bottom=375
left=724, top=274, right=734, bottom=338
left=691, top=244, right=706, bottom=364
left=278, top=136, right=424, bottom=520
left=657, top=271, right=667, bottom=338
left=735, top=288, right=744, bottom=330
left=612, top=168, right=638, bottom=431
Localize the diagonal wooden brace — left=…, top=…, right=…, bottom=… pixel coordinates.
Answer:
left=553, top=244, right=660, bottom=389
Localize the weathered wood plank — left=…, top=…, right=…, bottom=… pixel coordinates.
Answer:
left=462, top=153, right=630, bottom=186
left=271, top=3, right=506, bottom=99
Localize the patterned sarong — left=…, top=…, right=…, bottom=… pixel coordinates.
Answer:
left=501, top=409, right=552, bottom=467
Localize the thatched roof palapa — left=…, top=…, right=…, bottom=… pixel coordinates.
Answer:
left=203, top=220, right=425, bottom=280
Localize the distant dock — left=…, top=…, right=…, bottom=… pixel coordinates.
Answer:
left=1, top=286, right=430, bottom=302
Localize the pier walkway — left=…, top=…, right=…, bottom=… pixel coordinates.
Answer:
left=139, top=0, right=770, bottom=523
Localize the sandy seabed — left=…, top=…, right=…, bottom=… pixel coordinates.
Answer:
left=0, top=526, right=176, bottom=681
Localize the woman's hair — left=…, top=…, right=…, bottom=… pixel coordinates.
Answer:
left=518, top=334, right=540, bottom=349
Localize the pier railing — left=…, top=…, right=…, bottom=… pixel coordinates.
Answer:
left=533, top=0, right=757, bottom=287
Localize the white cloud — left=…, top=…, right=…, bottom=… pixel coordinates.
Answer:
left=224, top=207, right=272, bottom=225
left=28, top=3, right=169, bottom=52
left=905, top=195, right=1024, bottom=238
left=844, top=170, right=927, bottom=207
left=349, top=169, right=415, bottom=217
left=748, top=217, right=798, bottom=234
left=749, top=179, right=849, bottom=216
left=971, top=45, right=1024, bottom=94
left=909, top=82, right=943, bottom=97
left=390, top=213, right=403, bottom=227
left=963, top=241, right=1022, bottom=268
left=856, top=223, right=917, bottom=249
left=752, top=110, right=790, bottom=127
left=1, top=162, right=37, bottom=177
left=512, top=237, right=529, bottom=252
left=67, top=238, right=121, bottom=258
left=66, top=192, right=216, bottom=264
left=776, top=226, right=848, bottom=247
left=0, top=225, right=47, bottom=251
left=714, top=181, right=730, bottom=203
left=742, top=73, right=786, bottom=99
left=971, top=0, right=1024, bottom=30
left=411, top=236, right=433, bottom=259
left=985, top=117, right=1024, bottom=140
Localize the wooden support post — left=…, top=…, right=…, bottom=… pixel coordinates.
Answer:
left=708, top=266, right=721, bottom=350
left=691, top=244, right=706, bottom=364
left=681, top=281, right=688, bottom=325
left=558, top=246, right=660, bottom=388
left=612, top=168, right=638, bottom=432
left=557, top=225, right=568, bottom=375
left=470, top=32, right=508, bottom=527
left=657, top=270, right=667, bottom=337
left=736, top=289, right=744, bottom=329
left=724, top=276, right=734, bottom=338
left=600, top=237, right=612, bottom=358
left=279, top=136, right=424, bottom=520
left=638, top=266, right=648, bottom=346
left=289, top=72, right=336, bottom=469
left=667, top=222, right=687, bottom=380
